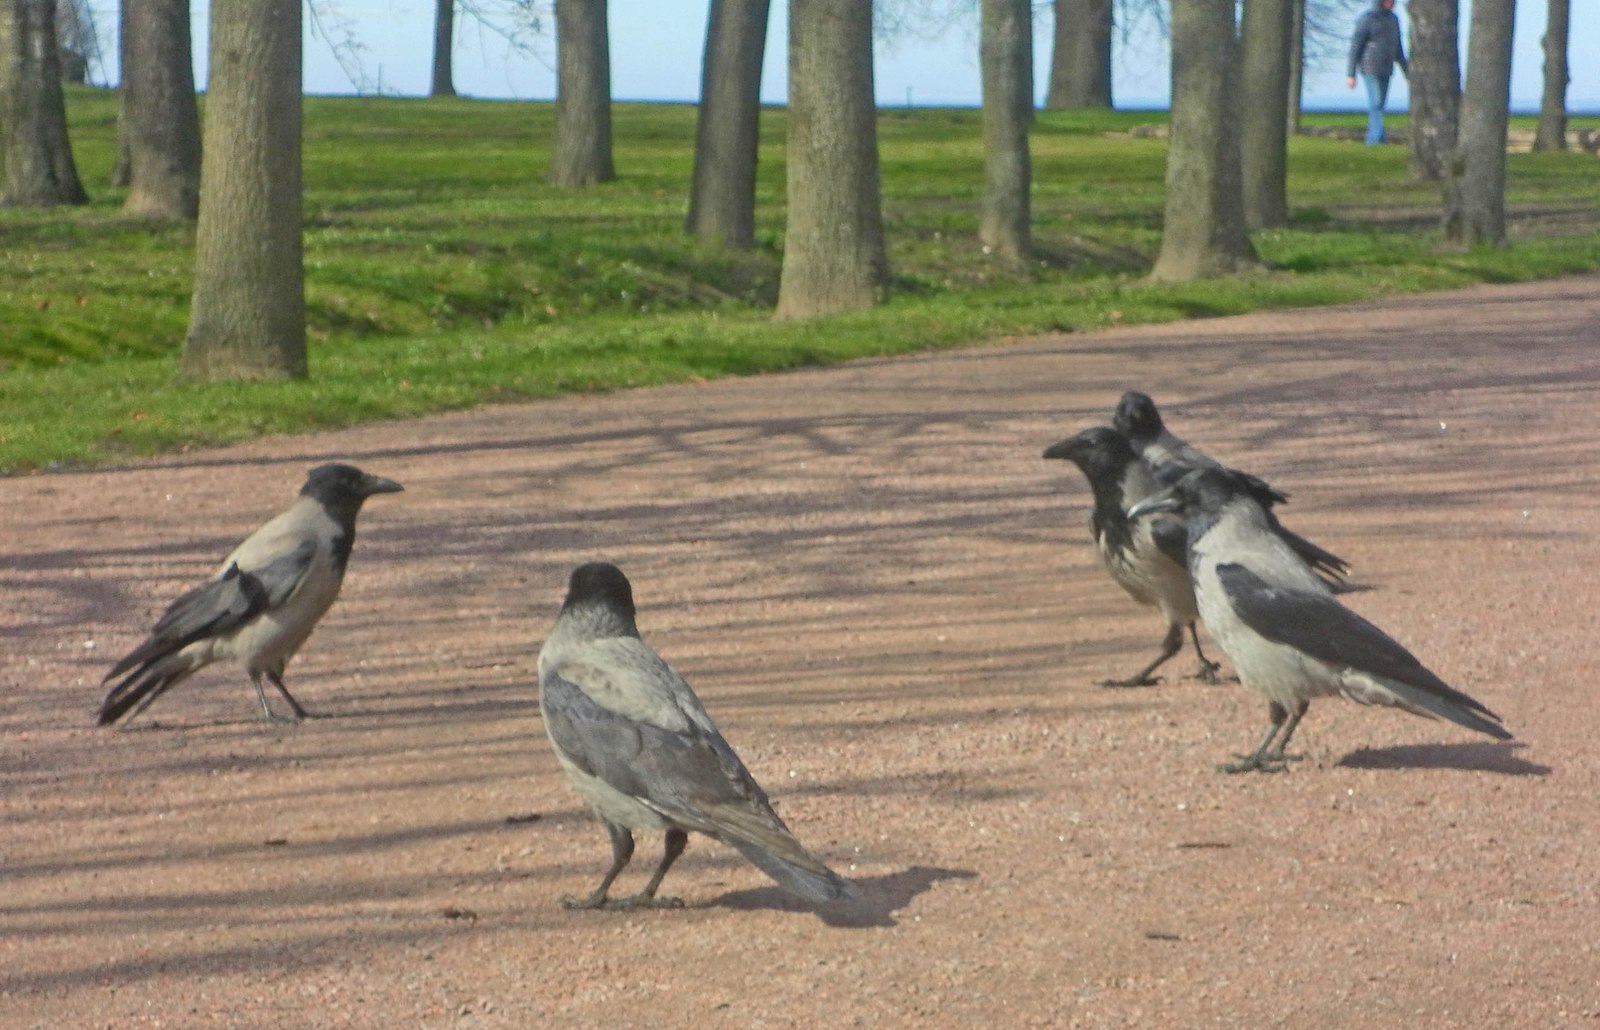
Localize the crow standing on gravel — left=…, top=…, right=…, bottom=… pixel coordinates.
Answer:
left=1129, top=469, right=1511, bottom=773
left=97, top=464, right=403, bottom=726
left=1042, top=426, right=1220, bottom=686
left=538, top=562, right=859, bottom=910
left=1112, top=390, right=1349, bottom=583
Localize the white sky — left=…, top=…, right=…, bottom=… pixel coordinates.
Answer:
left=102, top=1, right=1600, bottom=112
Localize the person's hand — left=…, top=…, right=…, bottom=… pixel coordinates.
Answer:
left=1347, top=76, right=1357, bottom=90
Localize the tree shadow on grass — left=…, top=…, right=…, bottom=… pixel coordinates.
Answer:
left=706, top=865, right=977, bottom=929
left=1337, top=740, right=1550, bottom=777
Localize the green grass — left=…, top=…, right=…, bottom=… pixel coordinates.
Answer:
left=3, top=89, right=1599, bottom=472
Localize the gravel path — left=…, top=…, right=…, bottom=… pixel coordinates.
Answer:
left=4, top=276, right=1599, bottom=1027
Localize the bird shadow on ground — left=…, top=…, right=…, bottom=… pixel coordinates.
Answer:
left=706, top=865, right=977, bottom=929
left=1336, top=741, right=1551, bottom=777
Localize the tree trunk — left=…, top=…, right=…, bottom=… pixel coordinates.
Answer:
left=0, top=0, right=88, bottom=207
left=1150, top=0, right=1257, bottom=281
left=182, top=0, right=306, bottom=381
left=1240, top=0, right=1292, bottom=229
left=686, top=0, right=770, bottom=248
left=111, top=0, right=130, bottom=185
left=1533, top=0, right=1568, bottom=151
left=1045, top=0, right=1112, bottom=109
left=1286, top=0, right=1304, bottom=136
left=431, top=0, right=456, bottom=98
left=1407, top=0, right=1460, bottom=181
left=548, top=0, right=614, bottom=186
left=980, top=0, right=1032, bottom=259
left=1442, top=0, right=1514, bottom=247
left=122, top=0, right=200, bottom=220
left=774, top=0, right=888, bottom=320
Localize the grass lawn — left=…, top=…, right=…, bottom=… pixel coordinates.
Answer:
left=2, top=90, right=1597, bottom=473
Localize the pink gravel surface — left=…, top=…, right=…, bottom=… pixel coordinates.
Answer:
left=4, top=277, right=1599, bottom=1028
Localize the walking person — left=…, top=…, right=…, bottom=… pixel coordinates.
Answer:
left=1347, top=0, right=1408, bottom=145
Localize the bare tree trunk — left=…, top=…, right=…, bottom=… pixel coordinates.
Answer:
left=182, top=0, right=306, bottom=381
left=1287, top=0, right=1304, bottom=135
left=980, top=0, right=1032, bottom=259
left=111, top=0, right=130, bottom=185
left=548, top=0, right=614, bottom=186
left=1442, top=0, right=1514, bottom=247
left=1150, top=0, right=1257, bottom=281
left=1407, top=0, right=1460, bottom=181
left=123, top=0, right=200, bottom=219
left=774, top=0, right=888, bottom=320
left=1045, top=0, right=1112, bottom=108
left=1, top=0, right=88, bottom=207
left=1240, top=0, right=1292, bottom=229
left=1533, top=0, right=1568, bottom=151
left=686, top=0, right=770, bottom=248
left=431, top=0, right=456, bottom=98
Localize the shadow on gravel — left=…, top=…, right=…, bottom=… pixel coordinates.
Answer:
left=1337, top=741, right=1550, bottom=777
left=708, top=865, right=977, bottom=929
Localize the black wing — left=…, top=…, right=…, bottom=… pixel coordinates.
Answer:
left=540, top=666, right=768, bottom=825
left=1149, top=516, right=1189, bottom=568
left=1216, top=563, right=1509, bottom=735
left=104, top=540, right=318, bottom=682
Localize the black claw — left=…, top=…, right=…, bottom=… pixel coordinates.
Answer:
left=1217, top=754, right=1289, bottom=774
left=1192, top=661, right=1222, bottom=684
left=562, top=893, right=683, bottom=912
left=1100, top=676, right=1162, bottom=689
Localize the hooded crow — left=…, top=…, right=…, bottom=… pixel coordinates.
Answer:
left=538, top=562, right=858, bottom=910
left=1112, top=390, right=1349, bottom=582
left=97, top=463, right=403, bottom=726
left=1042, top=427, right=1220, bottom=686
left=1129, top=469, right=1511, bottom=772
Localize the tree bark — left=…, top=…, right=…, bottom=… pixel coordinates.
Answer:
left=1, top=0, right=88, bottom=207
left=182, top=0, right=306, bottom=380
left=1286, top=0, right=1304, bottom=136
left=1407, top=0, right=1460, bottom=181
left=1442, top=0, right=1514, bottom=247
left=431, top=0, right=456, bottom=98
left=774, top=0, right=888, bottom=320
left=1045, top=0, right=1112, bottom=109
left=1533, top=0, right=1568, bottom=151
left=1240, top=0, right=1292, bottom=229
left=980, top=0, right=1032, bottom=259
left=1150, top=0, right=1257, bottom=281
left=686, top=0, right=770, bottom=248
left=122, top=0, right=200, bottom=220
left=548, top=0, right=614, bottom=186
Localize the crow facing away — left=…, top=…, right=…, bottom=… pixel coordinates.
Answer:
left=1130, top=469, right=1511, bottom=773
left=1043, top=426, right=1220, bottom=686
left=538, top=561, right=859, bottom=910
left=97, top=463, right=403, bottom=726
left=1112, top=390, right=1349, bottom=583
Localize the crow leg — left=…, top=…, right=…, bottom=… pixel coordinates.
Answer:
left=1101, top=623, right=1182, bottom=688
left=562, top=823, right=635, bottom=911
left=266, top=670, right=312, bottom=720
left=250, top=672, right=301, bottom=724
left=1220, top=701, right=1294, bottom=774
left=614, top=828, right=689, bottom=910
left=1188, top=623, right=1222, bottom=683
left=1263, top=700, right=1310, bottom=762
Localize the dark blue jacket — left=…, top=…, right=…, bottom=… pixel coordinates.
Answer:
left=1347, top=3, right=1408, bottom=80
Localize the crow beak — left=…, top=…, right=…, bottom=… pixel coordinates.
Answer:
left=1127, top=489, right=1180, bottom=521
left=360, top=474, right=405, bottom=496
left=1041, top=438, right=1078, bottom=460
